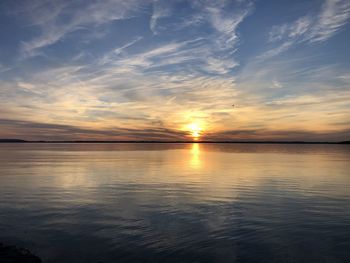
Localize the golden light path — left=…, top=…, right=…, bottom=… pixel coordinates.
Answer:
left=190, top=143, right=201, bottom=169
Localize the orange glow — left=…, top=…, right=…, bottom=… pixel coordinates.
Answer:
left=189, top=123, right=202, bottom=141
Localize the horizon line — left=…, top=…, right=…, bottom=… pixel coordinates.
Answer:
left=0, top=139, right=349, bottom=144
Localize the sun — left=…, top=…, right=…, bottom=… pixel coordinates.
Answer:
left=189, top=123, right=202, bottom=141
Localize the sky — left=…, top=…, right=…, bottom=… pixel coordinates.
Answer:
left=0, top=0, right=350, bottom=141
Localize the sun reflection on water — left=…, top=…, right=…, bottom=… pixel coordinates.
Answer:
left=190, top=143, right=201, bottom=169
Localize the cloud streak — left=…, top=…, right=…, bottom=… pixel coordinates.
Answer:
left=264, top=0, right=350, bottom=58
left=20, top=0, right=147, bottom=57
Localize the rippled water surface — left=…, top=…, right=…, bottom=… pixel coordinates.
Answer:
left=0, top=143, right=349, bottom=262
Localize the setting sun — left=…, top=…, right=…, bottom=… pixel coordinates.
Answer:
left=189, top=123, right=202, bottom=141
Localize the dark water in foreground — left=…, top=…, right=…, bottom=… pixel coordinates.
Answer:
left=0, top=143, right=349, bottom=263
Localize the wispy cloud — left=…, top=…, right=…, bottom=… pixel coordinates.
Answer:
left=20, top=0, right=147, bottom=57
left=147, top=0, right=253, bottom=74
left=0, top=63, right=11, bottom=74
left=186, top=0, right=253, bottom=54
left=272, top=79, right=283, bottom=89
left=309, top=0, right=350, bottom=42
left=99, top=36, right=143, bottom=65
left=269, top=17, right=312, bottom=42
left=150, top=0, right=171, bottom=34
left=203, top=2, right=252, bottom=50
left=265, top=0, right=350, bottom=58
left=257, top=41, right=294, bottom=59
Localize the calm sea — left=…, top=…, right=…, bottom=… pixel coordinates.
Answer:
left=0, top=143, right=349, bottom=263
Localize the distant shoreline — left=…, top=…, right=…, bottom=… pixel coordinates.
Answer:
left=0, top=139, right=349, bottom=144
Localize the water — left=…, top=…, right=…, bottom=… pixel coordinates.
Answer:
left=0, top=143, right=349, bottom=263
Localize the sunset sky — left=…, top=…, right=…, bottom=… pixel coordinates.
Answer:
left=0, top=0, right=349, bottom=141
